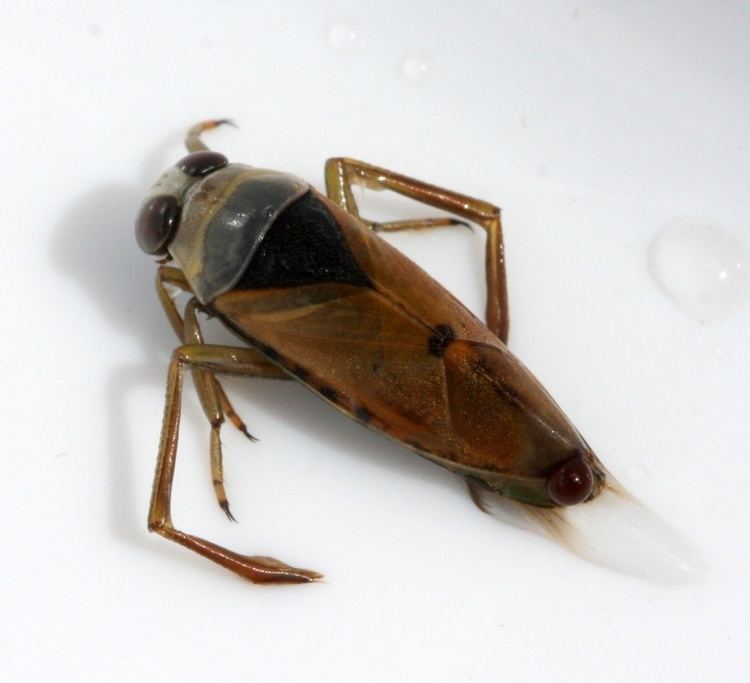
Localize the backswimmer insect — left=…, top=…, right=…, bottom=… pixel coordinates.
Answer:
left=136, top=120, right=698, bottom=583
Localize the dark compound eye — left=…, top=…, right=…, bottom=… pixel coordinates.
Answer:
left=177, top=150, right=228, bottom=177
left=546, top=453, right=594, bottom=506
left=135, top=194, right=180, bottom=255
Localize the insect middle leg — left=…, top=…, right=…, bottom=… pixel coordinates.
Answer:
left=156, top=266, right=288, bottom=517
left=324, top=158, right=509, bottom=343
left=148, top=343, right=322, bottom=584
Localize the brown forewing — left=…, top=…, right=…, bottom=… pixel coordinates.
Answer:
left=211, top=191, right=579, bottom=477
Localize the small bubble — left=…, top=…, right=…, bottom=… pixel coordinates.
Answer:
left=401, top=54, right=431, bottom=81
left=328, top=23, right=363, bottom=52
left=87, top=22, right=102, bottom=38
left=648, top=221, right=750, bottom=322
left=626, top=465, right=647, bottom=482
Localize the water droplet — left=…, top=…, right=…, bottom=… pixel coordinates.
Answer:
left=627, top=464, right=647, bottom=482
left=648, top=222, right=750, bottom=322
left=87, top=22, right=102, bottom=38
left=328, top=23, right=363, bottom=52
left=401, top=54, right=431, bottom=81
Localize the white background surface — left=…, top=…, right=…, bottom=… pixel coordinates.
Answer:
left=2, top=2, right=749, bottom=681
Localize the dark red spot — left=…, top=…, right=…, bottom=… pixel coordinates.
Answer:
left=177, top=151, right=228, bottom=177
left=546, top=454, right=593, bottom=506
left=135, top=194, right=180, bottom=255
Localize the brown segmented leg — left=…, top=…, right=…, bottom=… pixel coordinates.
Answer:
left=371, top=217, right=471, bottom=232
left=148, top=343, right=322, bottom=584
left=183, top=299, right=238, bottom=521
left=324, top=158, right=509, bottom=343
left=156, top=266, right=287, bottom=428
left=156, top=267, right=287, bottom=518
left=156, top=266, right=285, bottom=383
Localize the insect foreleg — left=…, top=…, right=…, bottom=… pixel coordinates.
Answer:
left=183, top=299, right=241, bottom=520
left=148, top=343, right=322, bottom=584
left=155, top=266, right=191, bottom=338
left=324, top=158, right=509, bottom=343
left=183, top=299, right=295, bottom=519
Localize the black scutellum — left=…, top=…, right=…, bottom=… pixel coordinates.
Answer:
left=236, top=192, right=371, bottom=289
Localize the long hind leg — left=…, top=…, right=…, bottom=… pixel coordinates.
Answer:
left=148, top=343, right=322, bottom=584
left=324, top=158, right=508, bottom=343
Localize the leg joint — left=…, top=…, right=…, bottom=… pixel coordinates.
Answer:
left=148, top=518, right=166, bottom=533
